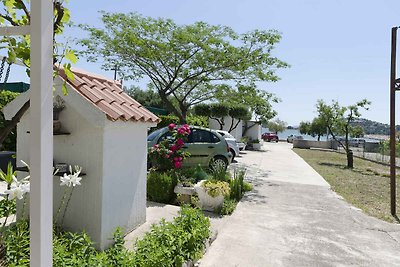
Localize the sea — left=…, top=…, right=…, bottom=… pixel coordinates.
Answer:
left=262, top=128, right=322, bottom=141
left=262, top=128, right=385, bottom=142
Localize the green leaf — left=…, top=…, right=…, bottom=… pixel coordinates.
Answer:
left=62, top=82, right=68, bottom=96
left=63, top=63, right=74, bottom=80
left=65, top=49, right=78, bottom=64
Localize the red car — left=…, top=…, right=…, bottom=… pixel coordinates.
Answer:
left=262, top=132, right=279, bottom=142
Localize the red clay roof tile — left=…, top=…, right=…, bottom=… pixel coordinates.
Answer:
left=59, top=68, right=160, bottom=123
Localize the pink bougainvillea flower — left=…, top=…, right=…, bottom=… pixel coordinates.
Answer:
left=154, top=144, right=159, bottom=149
left=173, top=157, right=179, bottom=162
left=174, top=161, right=182, bottom=169
left=168, top=123, right=176, bottom=131
left=170, top=144, right=178, bottom=152
left=176, top=139, right=184, bottom=147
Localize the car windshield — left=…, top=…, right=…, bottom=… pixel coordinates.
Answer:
left=147, top=128, right=165, bottom=141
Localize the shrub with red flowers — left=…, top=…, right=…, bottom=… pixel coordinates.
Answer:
left=149, top=124, right=191, bottom=170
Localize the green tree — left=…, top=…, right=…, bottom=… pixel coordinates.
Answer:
left=80, top=13, right=288, bottom=123
left=267, top=118, right=287, bottom=134
left=316, top=99, right=370, bottom=168
left=0, top=0, right=75, bottom=149
left=125, top=86, right=165, bottom=109
left=193, top=103, right=250, bottom=132
left=215, top=83, right=278, bottom=135
left=299, top=118, right=327, bottom=141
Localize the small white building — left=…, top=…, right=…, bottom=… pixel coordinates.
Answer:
left=3, top=68, right=159, bottom=250
left=243, top=120, right=262, bottom=141
left=209, top=116, right=243, bottom=140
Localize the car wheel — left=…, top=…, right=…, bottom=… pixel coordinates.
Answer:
left=229, top=148, right=236, bottom=161
left=210, top=156, right=228, bottom=171
left=275, top=138, right=279, bottom=143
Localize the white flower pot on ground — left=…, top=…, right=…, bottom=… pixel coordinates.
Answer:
left=194, top=180, right=225, bottom=212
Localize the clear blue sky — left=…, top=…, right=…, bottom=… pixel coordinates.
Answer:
left=7, top=0, right=400, bottom=126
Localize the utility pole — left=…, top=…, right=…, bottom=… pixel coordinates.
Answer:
left=111, top=64, right=119, bottom=81
left=390, top=26, right=399, bottom=216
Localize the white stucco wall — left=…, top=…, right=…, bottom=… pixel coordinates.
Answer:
left=16, top=96, right=106, bottom=246
left=13, top=78, right=154, bottom=250
left=209, top=116, right=243, bottom=140
left=244, top=121, right=262, bottom=141
left=100, top=120, right=149, bottom=249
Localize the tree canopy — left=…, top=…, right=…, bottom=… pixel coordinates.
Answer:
left=125, top=86, right=165, bottom=110
left=193, top=103, right=250, bottom=132
left=80, top=13, right=288, bottom=123
left=316, top=99, right=370, bottom=168
left=267, top=118, right=287, bottom=134
left=299, top=117, right=327, bottom=141
left=215, top=83, right=278, bottom=126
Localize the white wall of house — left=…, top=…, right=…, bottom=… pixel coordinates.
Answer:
left=101, top=120, right=149, bottom=249
left=209, top=116, right=243, bottom=140
left=243, top=121, right=262, bottom=141
left=11, top=79, right=154, bottom=250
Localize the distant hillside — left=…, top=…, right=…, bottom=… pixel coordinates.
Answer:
left=351, top=118, right=400, bottom=135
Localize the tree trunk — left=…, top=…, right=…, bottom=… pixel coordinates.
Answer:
left=0, top=100, right=30, bottom=150
left=346, top=150, right=353, bottom=168
left=242, top=121, right=256, bottom=136
left=180, top=108, right=188, bottom=124
left=158, top=90, right=185, bottom=123
left=317, top=135, right=321, bottom=141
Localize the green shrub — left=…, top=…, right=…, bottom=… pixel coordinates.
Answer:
left=230, top=169, right=246, bottom=201
left=243, top=181, right=253, bottom=192
left=0, top=90, right=19, bottom=151
left=219, top=198, right=237, bottom=215
left=186, top=114, right=208, bottom=128
left=209, top=162, right=230, bottom=182
left=147, top=170, right=177, bottom=203
left=2, top=206, right=210, bottom=267
left=156, top=114, right=180, bottom=129
left=3, top=220, right=30, bottom=265
left=0, top=198, right=16, bottom=218
left=155, top=114, right=208, bottom=130
left=202, top=180, right=230, bottom=198
left=133, top=206, right=210, bottom=266
left=193, top=164, right=209, bottom=182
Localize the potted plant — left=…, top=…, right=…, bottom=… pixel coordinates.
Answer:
left=53, top=95, right=65, bottom=132
left=194, top=180, right=230, bottom=212
left=250, top=139, right=261, bottom=150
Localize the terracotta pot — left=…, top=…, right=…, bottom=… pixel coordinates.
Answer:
left=53, top=120, right=61, bottom=132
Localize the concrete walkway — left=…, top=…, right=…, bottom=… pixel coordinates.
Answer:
left=199, top=142, right=400, bottom=267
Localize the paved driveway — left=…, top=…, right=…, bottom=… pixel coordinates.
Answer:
left=199, top=142, right=400, bottom=267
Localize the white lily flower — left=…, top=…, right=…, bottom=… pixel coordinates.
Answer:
left=60, top=173, right=72, bottom=187
left=20, top=182, right=30, bottom=194
left=70, top=173, right=82, bottom=187
left=4, top=182, right=26, bottom=200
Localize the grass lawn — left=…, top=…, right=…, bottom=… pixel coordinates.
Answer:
left=294, top=148, right=400, bottom=223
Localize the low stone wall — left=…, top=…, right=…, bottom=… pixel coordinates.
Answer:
left=293, top=140, right=338, bottom=150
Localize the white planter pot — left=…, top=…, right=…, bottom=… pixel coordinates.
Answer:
left=194, top=181, right=225, bottom=212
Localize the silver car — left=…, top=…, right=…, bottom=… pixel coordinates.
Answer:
left=216, top=130, right=241, bottom=161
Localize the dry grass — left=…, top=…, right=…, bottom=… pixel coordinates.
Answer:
left=294, top=148, right=400, bottom=223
